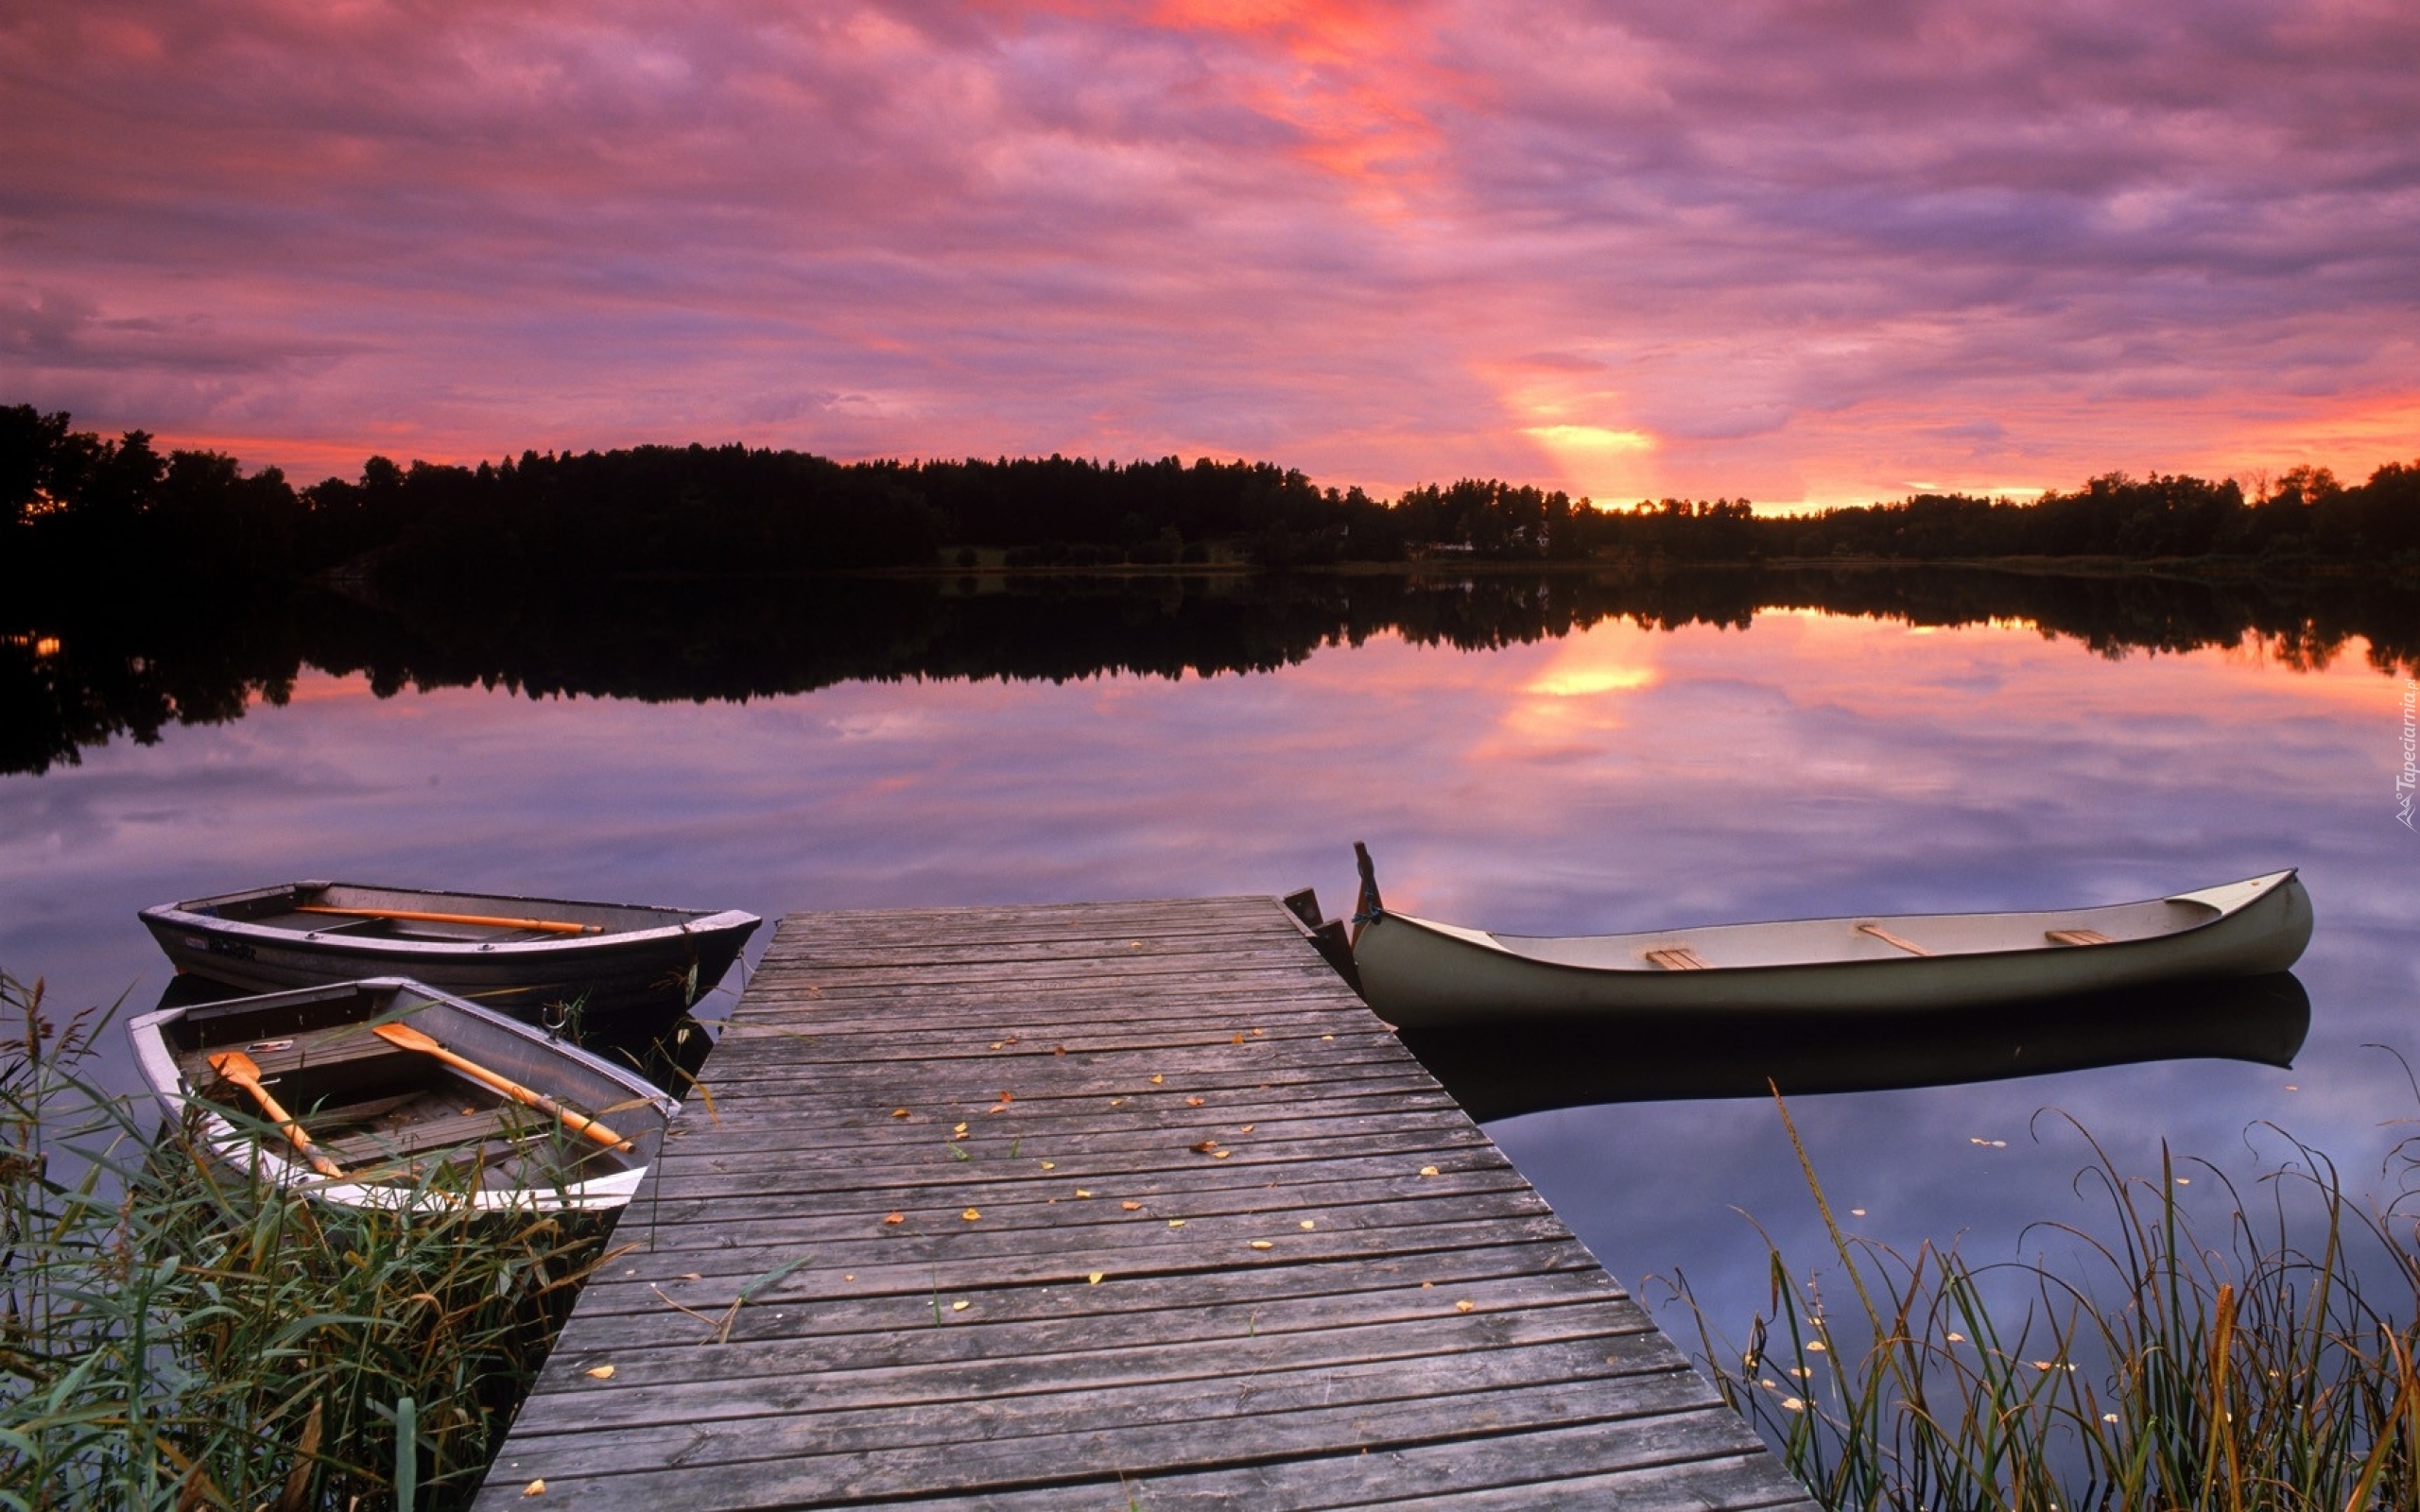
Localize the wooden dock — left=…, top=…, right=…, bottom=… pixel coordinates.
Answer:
left=474, top=896, right=1814, bottom=1509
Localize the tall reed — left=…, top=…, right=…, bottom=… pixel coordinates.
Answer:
left=1, top=971, right=616, bottom=1509
left=1678, top=1088, right=2420, bottom=1510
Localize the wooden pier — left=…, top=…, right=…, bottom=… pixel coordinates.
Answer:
left=474, top=896, right=1814, bottom=1509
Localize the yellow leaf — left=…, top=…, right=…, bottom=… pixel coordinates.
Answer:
left=1074, top=1188, right=1092, bottom=1197
left=1299, top=1220, right=1315, bottom=1230
left=1249, top=1241, right=1273, bottom=1250
left=1239, top=1124, right=1255, bottom=1133
left=584, top=1365, right=615, bottom=1381
left=1150, top=1074, right=1165, bottom=1085
left=953, top=1122, right=968, bottom=1136
left=843, top=1274, right=856, bottom=1281
left=1418, top=1165, right=1440, bottom=1177
left=990, top=1041, right=1004, bottom=1050
left=961, top=1208, right=981, bottom=1222
left=522, top=1482, right=545, bottom=1498
left=1088, top=1271, right=1105, bottom=1284
left=1185, top=1095, right=1205, bottom=1108
left=883, top=1212, right=905, bottom=1225
left=1213, top=1150, right=1231, bottom=1159
left=952, top=1299, right=970, bottom=1312
left=1121, top=1201, right=1142, bottom=1211
left=1167, top=1218, right=1185, bottom=1228
left=1455, top=1299, right=1476, bottom=1313
left=890, top=1108, right=910, bottom=1119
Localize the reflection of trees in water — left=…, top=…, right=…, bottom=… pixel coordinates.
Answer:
left=6, top=566, right=2414, bottom=775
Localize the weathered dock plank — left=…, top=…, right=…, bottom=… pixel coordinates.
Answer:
left=475, top=896, right=1811, bottom=1510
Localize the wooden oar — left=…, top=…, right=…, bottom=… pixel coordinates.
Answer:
left=295, top=904, right=599, bottom=936
left=208, top=1050, right=347, bottom=1179
left=369, top=1022, right=631, bottom=1151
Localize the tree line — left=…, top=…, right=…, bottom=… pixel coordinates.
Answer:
left=3, top=404, right=2415, bottom=597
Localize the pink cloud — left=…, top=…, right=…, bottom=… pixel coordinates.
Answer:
left=0, top=0, right=2411, bottom=502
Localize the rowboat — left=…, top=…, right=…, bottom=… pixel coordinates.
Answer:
left=126, top=977, right=678, bottom=1212
left=1346, top=845, right=2313, bottom=1029
left=139, top=881, right=760, bottom=1038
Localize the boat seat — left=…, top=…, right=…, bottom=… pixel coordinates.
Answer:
left=1856, top=923, right=1931, bottom=956
left=1643, top=946, right=1708, bottom=971
left=2046, top=928, right=2114, bottom=947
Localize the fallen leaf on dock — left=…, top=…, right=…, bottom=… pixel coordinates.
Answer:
left=1192, top=1141, right=1220, bottom=1154
left=1418, top=1166, right=1440, bottom=1177
left=891, top=1108, right=911, bottom=1119
left=1455, top=1300, right=1476, bottom=1313
left=883, top=1212, right=905, bottom=1225
left=677, top=1272, right=701, bottom=1280
left=1185, top=1095, right=1205, bottom=1108
left=990, top=1041, right=1005, bottom=1050
left=1121, top=1201, right=1142, bottom=1211
left=1213, top=1150, right=1231, bottom=1159
left=952, top=1300, right=970, bottom=1312
left=585, top=1365, right=615, bottom=1380
left=1167, top=1218, right=1186, bottom=1228
left=1249, top=1241, right=1274, bottom=1250
left=1088, top=1271, right=1105, bottom=1284
left=1239, top=1125, right=1255, bottom=1133
left=1040, top=1160, right=1055, bottom=1170
left=961, top=1208, right=981, bottom=1221
left=1053, top=1045, right=1066, bottom=1056
left=1299, top=1220, right=1315, bottom=1229
left=522, top=1480, right=545, bottom=1497
left=953, top=1122, right=969, bottom=1136
left=1074, top=1188, right=1092, bottom=1197
left=1252, top=1028, right=1266, bottom=1037
left=996, top=1090, right=1013, bottom=1103
left=1149, top=1074, right=1164, bottom=1085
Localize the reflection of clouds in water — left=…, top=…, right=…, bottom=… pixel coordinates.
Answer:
left=0, top=610, right=2409, bottom=1359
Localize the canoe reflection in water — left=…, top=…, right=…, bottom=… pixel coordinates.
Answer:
left=1394, top=972, right=2310, bottom=1123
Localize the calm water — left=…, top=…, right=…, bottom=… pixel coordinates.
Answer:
left=5, top=575, right=2415, bottom=1357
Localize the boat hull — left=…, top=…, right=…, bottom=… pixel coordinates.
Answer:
left=140, top=881, right=759, bottom=1039
left=126, top=976, right=679, bottom=1213
left=1353, top=870, right=2312, bottom=1029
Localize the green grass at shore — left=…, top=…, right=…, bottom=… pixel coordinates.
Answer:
left=1, top=972, right=614, bottom=1509
left=1680, top=1090, right=2420, bottom=1510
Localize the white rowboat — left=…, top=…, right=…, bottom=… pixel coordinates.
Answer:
left=1347, top=846, right=2312, bottom=1029
left=127, top=977, right=679, bottom=1212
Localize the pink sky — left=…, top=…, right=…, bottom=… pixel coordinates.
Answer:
left=3, top=0, right=2415, bottom=507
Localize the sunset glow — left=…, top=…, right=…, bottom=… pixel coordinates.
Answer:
left=2, top=1, right=2413, bottom=501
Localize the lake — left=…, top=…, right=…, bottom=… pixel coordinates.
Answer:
left=5, top=566, right=2414, bottom=1363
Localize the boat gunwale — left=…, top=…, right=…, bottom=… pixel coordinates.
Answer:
left=141, top=881, right=759, bottom=960
left=1368, top=868, right=2302, bottom=982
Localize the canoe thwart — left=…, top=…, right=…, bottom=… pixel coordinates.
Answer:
left=1643, top=946, right=1709, bottom=971
left=2047, top=928, right=2115, bottom=947
left=1857, top=922, right=1932, bottom=956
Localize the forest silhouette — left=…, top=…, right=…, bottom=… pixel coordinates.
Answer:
left=6, top=404, right=2418, bottom=592
left=6, top=403, right=2416, bottom=775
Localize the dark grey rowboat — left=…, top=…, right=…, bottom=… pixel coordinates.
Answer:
left=140, top=880, right=759, bottom=1039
